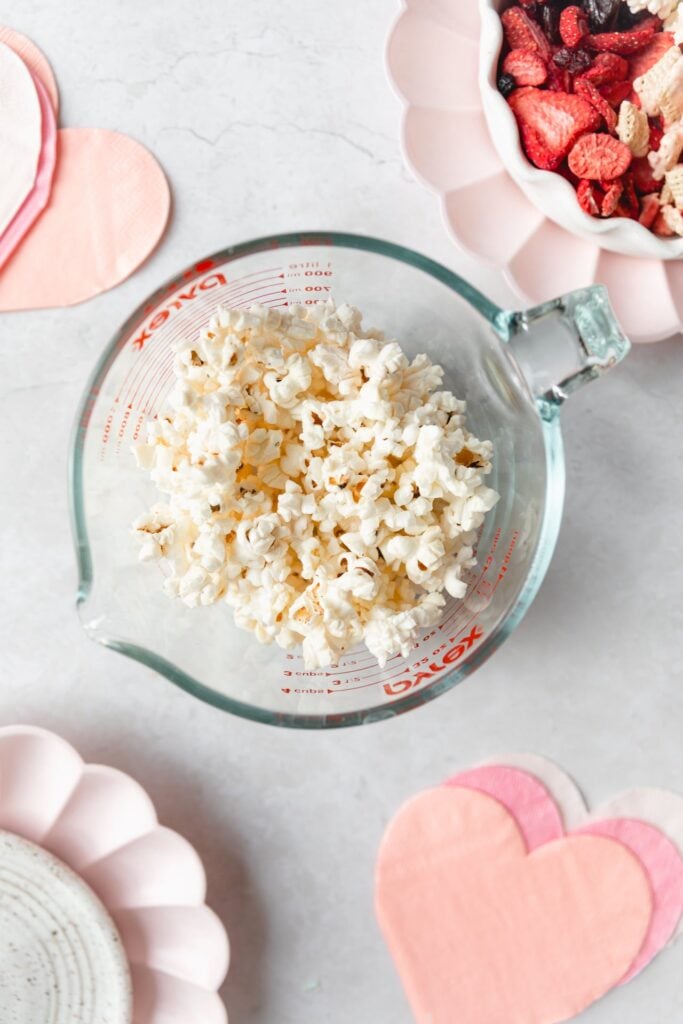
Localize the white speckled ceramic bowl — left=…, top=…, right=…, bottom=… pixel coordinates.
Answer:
left=0, top=726, right=229, bottom=1024
left=479, top=0, right=683, bottom=260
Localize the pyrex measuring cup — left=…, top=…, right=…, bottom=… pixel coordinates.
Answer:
left=70, top=232, right=629, bottom=728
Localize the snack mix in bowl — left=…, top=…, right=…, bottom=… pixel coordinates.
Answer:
left=497, top=0, right=683, bottom=235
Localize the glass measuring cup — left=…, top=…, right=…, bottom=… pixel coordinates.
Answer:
left=70, top=232, right=629, bottom=728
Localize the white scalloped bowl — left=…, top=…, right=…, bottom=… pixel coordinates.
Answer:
left=479, top=0, right=683, bottom=260
left=0, top=725, right=229, bottom=1024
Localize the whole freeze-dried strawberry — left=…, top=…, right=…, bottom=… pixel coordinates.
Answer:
left=560, top=6, right=589, bottom=47
left=508, top=88, right=601, bottom=164
left=629, top=32, right=675, bottom=80
left=502, top=8, right=552, bottom=59
left=587, top=17, right=659, bottom=56
left=574, top=77, right=618, bottom=131
left=580, top=51, right=629, bottom=85
left=503, top=49, right=549, bottom=86
left=568, top=132, right=633, bottom=178
left=638, top=192, right=661, bottom=228
left=600, top=179, right=624, bottom=215
left=577, top=177, right=603, bottom=215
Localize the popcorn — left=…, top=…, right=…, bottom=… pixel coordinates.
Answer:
left=132, top=301, right=499, bottom=669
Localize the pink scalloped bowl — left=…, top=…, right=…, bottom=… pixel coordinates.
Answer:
left=386, top=0, right=683, bottom=343
left=0, top=725, right=229, bottom=1024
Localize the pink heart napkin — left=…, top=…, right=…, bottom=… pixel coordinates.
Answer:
left=0, top=42, right=42, bottom=237
left=450, top=764, right=683, bottom=984
left=0, top=127, right=170, bottom=310
left=0, top=25, right=58, bottom=112
left=0, top=74, right=57, bottom=271
left=376, top=786, right=652, bottom=1024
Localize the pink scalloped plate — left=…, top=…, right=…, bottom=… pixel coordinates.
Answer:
left=385, top=0, right=683, bottom=343
left=0, top=725, right=229, bottom=1024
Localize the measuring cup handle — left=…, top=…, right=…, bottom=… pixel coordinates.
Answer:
left=495, top=285, right=630, bottom=416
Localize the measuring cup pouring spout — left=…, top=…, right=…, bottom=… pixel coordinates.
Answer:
left=494, top=285, right=631, bottom=419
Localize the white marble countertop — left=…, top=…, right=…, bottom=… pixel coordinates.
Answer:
left=1, top=1, right=683, bottom=1021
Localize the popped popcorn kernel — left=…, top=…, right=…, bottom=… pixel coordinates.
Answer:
left=132, top=302, right=499, bottom=669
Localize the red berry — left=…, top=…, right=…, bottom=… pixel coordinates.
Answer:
left=580, top=52, right=629, bottom=85
left=639, top=193, right=661, bottom=228
left=502, top=8, right=552, bottom=59
left=577, top=178, right=603, bottom=215
left=568, top=133, right=633, bottom=179
left=653, top=211, right=675, bottom=236
left=503, top=49, right=549, bottom=87
left=574, top=77, right=618, bottom=132
left=629, top=32, right=676, bottom=80
left=649, top=121, right=664, bottom=152
left=560, top=6, right=589, bottom=47
left=632, top=156, right=661, bottom=194
left=508, top=88, right=601, bottom=163
left=587, top=17, right=659, bottom=56
left=600, top=179, right=624, bottom=215
left=599, top=80, right=633, bottom=106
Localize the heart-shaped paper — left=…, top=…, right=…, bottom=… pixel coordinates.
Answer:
left=376, top=786, right=652, bottom=1024
left=0, top=25, right=58, bottom=113
left=0, top=42, right=42, bottom=237
left=0, top=74, right=57, bottom=271
left=0, top=127, right=170, bottom=310
left=485, top=755, right=683, bottom=942
left=450, top=764, right=683, bottom=983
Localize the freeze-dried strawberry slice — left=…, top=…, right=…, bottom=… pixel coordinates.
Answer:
left=560, top=6, right=589, bottom=47
left=632, top=155, right=661, bottom=193
left=577, top=178, right=603, bottom=215
left=518, top=123, right=565, bottom=170
left=587, top=17, right=659, bottom=56
left=574, top=77, right=617, bottom=132
left=639, top=193, right=661, bottom=228
left=580, top=52, right=629, bottom=85
left=568, top=132, right=633, bottom=179
left=508, top=88, right=601, bottom=163
left=502, top=8, right=552, bottom=59
left=629, top=31, right=675, bottom=80
left=600, top=80, right=633, bottom=106
left=620, top=171, right=639, bottom=216
left=601, top=179, right=624, bottom=215
left=503, top=49, right=548, bottom=86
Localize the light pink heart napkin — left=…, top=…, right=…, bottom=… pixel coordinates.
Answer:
left=376, top=759, right=683, bottom=1024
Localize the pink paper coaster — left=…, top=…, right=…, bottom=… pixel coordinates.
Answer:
left=0, top=74, right=57, bottom=271
left=0, top=128, right=171, bottom=310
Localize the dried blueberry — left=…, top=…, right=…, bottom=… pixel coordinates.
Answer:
left=582, top=0, right=620, bottom=33
left=498, top=72, right=516, bottom=97
left=553, top=46, right=592, bottom=73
